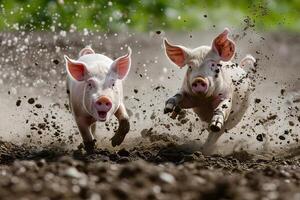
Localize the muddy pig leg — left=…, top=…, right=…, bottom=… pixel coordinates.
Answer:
left=202, top=129, right=224, bottom=155
left=210, top=98, right=232, bottom=132
left=90, top=123, right=96, bottom=136
left=203, top=98, right=232, bottom=155
left=164, top=92, right=198, bottom=117
left=75, top=115, right=96, bottom=153
left=111, top=103, right=130, bottom=147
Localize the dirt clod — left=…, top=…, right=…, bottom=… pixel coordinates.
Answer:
left=27, top=98, right=35, bottom=104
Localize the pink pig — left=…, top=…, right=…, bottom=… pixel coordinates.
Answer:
left=163, top=29, right=255, bottom=154
left=65, top=47, right=131, bottom=153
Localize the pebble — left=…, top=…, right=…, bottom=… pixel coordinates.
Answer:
left=64, top=167, right=84, bottom=179
left=159, top=172, right=175, bottom=184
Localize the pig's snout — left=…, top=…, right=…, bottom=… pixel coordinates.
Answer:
left=96, top=96, right=112, bottom=110
left=95, top=96, right=112, bottom=120
left=191, top=77, right=209, bottom=94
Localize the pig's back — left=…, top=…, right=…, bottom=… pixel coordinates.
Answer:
left=222, top=62, right=248, bottom=82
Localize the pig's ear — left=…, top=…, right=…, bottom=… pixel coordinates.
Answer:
left=164, top=38, right=190, bottom=68
left=111, top=47, right=132, bottom=80
left=212, top=28, right=235, bottom=61
left=79, top=47, right=95, bottom=57
left=64, top=56, right=87, bottom=81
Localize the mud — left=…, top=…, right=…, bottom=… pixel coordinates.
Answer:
left=0, top=30, right=299, bottom=199
left=0, top=140, right=299, bottom=200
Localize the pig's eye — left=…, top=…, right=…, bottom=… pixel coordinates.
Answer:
left=208, top=61, right=217, bottom=68
left=112, top=83, right=115, bottom=87
left=87, top=83, right=93, bottom=89
left=87, top=80, right=95, bottom=88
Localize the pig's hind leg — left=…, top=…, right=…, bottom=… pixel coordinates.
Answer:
left=111, top=103, right=130, bottom=147
left=202, top=129, right=224, bottom=155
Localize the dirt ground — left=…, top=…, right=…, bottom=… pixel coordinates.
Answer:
left=0, top=140, right=299, bottom=200
left=0, top=29, right=299, bottom=199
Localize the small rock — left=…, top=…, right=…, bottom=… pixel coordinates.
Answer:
left=279, top=135, right=285, bottom=140
left=159, top=172, right=175, bottom=184
left=255, top=98, right=261, bottom=104
left=16, top=100, right=21, bottom=106
left=35, top=104, right=42, bottom=108
left=152, top=185, right=161, bottom=194
left=28, top=98, right=35, bottom=104
left=256, top=134, right=263, bottom=142
left=64, top=167, right=84, bottom=179
left=117, top=149, right=130, bottom=157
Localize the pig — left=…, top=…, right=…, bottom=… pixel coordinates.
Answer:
left=64, top=47, right=132, bottom=153
left=163, top=28, right=256, bottom=154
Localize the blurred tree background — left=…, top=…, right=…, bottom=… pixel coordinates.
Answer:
left=0, top=0, right=299, bottom=32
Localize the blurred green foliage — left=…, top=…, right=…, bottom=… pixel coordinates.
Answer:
left=0, top=0, right=299, bottom=32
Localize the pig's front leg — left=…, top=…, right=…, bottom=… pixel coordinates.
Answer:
left=164, top=93, right=183, bottom=114
left=164, top=92, right=196, bottom=115
left=210, top=98, right=232, bottom=132
left=75, top=115, right=96, bottom=153
left=111, top=103, right=130, bottom=147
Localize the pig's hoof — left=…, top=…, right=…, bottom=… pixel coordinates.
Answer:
left=164, top=103, right=175, bottom=114
left=210, top=123, right=221, bottom=132
left=111, top=119, right=130, bottom=147
left=210, top=116, right=224, bottom=132
left=111, top=134, right=126, bottom=147
left=84, top=139, right=97, bottom=154
left=164, top=98, right=176, bottom=114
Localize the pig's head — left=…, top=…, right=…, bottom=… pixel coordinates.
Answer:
left=64, top=47, right=131, bottom=121
left=164, top=28, right=235, bottom=97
